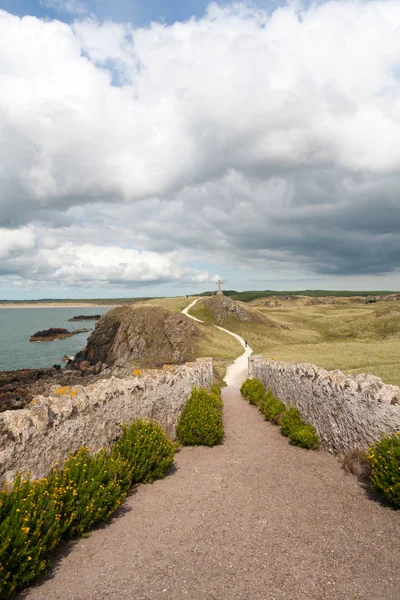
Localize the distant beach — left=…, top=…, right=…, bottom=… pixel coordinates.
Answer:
left=0, top=303, right=118, bottom=309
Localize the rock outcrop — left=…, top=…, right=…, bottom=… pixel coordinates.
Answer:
left=30, top=327, right=89, bottom=342
left=249, top=355, right=400, bottom=455
left=202, top=295, right=265, bottom=325
left=68, top=305, right=200, bottom=371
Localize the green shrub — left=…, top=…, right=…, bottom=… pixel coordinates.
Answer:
left=111, top=420, right=177, bottom=484
left=260, top=392, right=286, bottom=423
left=240, top=379, right=266, bottom=406
left=48, top=447, right=132, bottom=538
left=368, top=433, right=400, bottom=508
left=0, top=475, right=63, bottom=599
left=177, top=387, right=224, bottom=446
left=0, top=418, right=178, bottom=598
left=289, top=423, right=320, bottom=450
left=210, top=384, right=222, bottom=398
left=280, top=406, right=303, bottom=437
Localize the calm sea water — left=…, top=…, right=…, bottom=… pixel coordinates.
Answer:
left=0, top=307, right=112, bottom=371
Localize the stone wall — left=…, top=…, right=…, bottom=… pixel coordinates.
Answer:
left=0, top=358, right=213, bottom=485
left=249, top=355, right=400, bottom=454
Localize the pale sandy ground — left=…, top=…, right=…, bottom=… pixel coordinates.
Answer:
left=0, top=303, right=117, bottom=309
left=19, top=298, right=400, bottom=600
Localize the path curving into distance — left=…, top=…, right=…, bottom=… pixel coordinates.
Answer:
left=182, top=297, right=253, bottom=387
left=22, top=299, right=400, bottom=600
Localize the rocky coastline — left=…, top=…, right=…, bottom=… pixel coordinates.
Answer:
left=0, top=366, right=102, bottom=412
left=1, top=304, right=200, bottom=413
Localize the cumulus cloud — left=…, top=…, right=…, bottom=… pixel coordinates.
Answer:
left=1, top=1, right=400, bottom=292
left=0, top=238, right=209, bottom=287
left=0, top=227, right=36, bottom=260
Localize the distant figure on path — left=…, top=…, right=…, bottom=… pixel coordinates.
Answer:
left=244, top=340, right=248, bottom=348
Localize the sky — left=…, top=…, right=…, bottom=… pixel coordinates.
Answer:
left=1, top=0, right=400, bottom=299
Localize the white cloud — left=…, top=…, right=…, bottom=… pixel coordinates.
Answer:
left=1, top=2, right=400, bottom=291
left=0, top=227, right=36, bottom=260
left=2, top=2, right=400, bottom=222
left=0, top=237, right=208, bottom=287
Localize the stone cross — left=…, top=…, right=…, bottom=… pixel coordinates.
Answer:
left=216, top=279, right=224, bottom=292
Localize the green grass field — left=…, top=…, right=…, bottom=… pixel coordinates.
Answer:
left=187, top=295, right=400, bottom=387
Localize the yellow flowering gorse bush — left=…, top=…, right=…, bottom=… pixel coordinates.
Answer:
left=367, top=432, right=400, bottom=508
left=0, top=419, right=177, bottom=599
left=177, top=386, right=224, bottom=447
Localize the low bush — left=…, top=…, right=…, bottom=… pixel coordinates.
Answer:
left=289, top=423, right=320, bottom=450
left=111, top=419, right=177, bottom=484
left=280, top=406, right=303, bottom=437
left=177, top=387, right=224, bottom=446
left=210, top=384, right=222, bottom=398
left=0, top=475, right=62, bottom=599
left=49, top=447, right=132, bottom=538
left=240, top=378, right=266, bottom=406
left=367, top=433, right=400, bottom=508
left=0, top=419, right=178, bottom=599
left=260, top=393, right=286, bottom=423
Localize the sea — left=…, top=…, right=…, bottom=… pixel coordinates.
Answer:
left=0, top=306, right=112, bottom=371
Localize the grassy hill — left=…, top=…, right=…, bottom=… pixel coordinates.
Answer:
left=185, top=295, right=400, bottom=387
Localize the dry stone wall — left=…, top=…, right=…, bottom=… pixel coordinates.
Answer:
left=249, top=355, right=400, bottom=454
left=0, top=358, right=213, bottom=486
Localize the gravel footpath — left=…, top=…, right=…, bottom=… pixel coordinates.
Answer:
left=22, top=384, right=400, bottom=600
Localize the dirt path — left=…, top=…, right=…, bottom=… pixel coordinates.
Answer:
left=24, top=384, right=400, bottom=600
left=182, top=297, right=253, bottom=386
left=22, top=300, right=400, bottom=600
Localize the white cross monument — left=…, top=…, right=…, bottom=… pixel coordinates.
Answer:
left=216, top=279, right=224, bottom=295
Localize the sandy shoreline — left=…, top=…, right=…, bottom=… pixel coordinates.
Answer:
left=0, top=303, right=119, bottom=309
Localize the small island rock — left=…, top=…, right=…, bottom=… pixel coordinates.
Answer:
left=30, top=327, right=89, bottom=342
left=68, top=314, right=101, bottom=322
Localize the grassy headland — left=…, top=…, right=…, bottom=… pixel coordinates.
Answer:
left=188, top=295, right=400, bottom=386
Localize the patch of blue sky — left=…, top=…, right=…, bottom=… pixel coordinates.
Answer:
left=1, top=0, right=296, bottom=26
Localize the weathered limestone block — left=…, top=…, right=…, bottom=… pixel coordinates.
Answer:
left=0, top=358, right=213, bottom=485
left=249, top=355, right=400, bottom=454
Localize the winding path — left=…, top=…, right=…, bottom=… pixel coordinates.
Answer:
left=22, top=300, right=400, bottom=600
left=182, top=297, right=253, bottom=387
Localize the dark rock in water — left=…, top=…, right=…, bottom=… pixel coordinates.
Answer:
left=68, top=314, right=101, bottom=322
left=30, top=327, right=89, bottom=342
left=67, top=305, right=199, bottom=371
